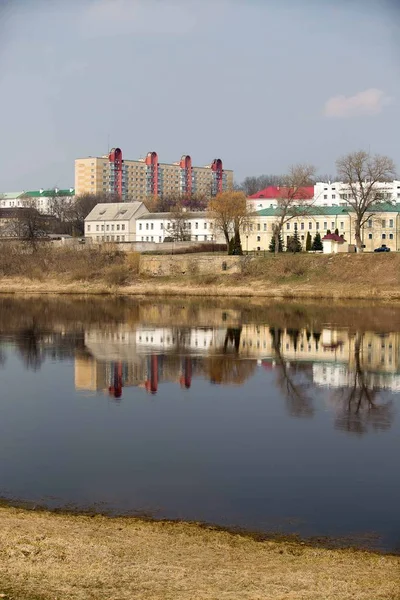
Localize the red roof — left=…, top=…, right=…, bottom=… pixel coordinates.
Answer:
left=322, top=233, right=346, bottom=243
left=249, top=186, right=314, bottom=200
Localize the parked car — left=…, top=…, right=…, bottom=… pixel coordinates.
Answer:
left=374, top=245, right=390, bottom=253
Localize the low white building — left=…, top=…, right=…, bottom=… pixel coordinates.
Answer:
left=0, top=188, right=75, bottom=214
left=322, top=232, right=349, bottom=253
left=84, top=202, right=148, bottom=242
left=136, top=212, right=225, bottom=243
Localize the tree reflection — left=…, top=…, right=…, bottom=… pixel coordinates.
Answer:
left=333, top=332, right=393, bottom=434
left=205, top=327, right=257, bottom=385
left=16, top=326, right=44, bottom=371
left=270, top=327, right=314, bottom=417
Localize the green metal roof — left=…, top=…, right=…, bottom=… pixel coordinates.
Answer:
left=0, top=192, right=24, bottom=200
left=256, top=203, right=400, bottom=217
left=22, top=189, right=75, bottom=198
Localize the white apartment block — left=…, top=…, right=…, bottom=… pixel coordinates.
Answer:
left=136, top=212, right=226, bottom=243
left=84, top=202, right=149, bottom=242
left=248, top=180, right=400, bottom=211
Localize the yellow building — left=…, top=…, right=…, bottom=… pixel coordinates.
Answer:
left=75, top=150, right=233, bottom=201
left=244, top=204, right=400, bottom=252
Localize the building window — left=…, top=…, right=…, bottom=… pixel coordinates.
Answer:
left=257, top=235, right=261, bottom=241
left=323, top=222, right=327, bottom=229
left=331, top=222, right=335, bottom=229
left=257, top=223, right=260, bottom=231
left=340, top=222, right=344, bottom=229
left=308, top=222, right=312, bottom=230
left=87, top=225, right=91, bottom=232
left=316, top=222, right=319, bottom=230
left=301, top=235, right=304, bottom=241
left=101, top=224, right=104, bottom=231
left=116, top=235, right=120, bottom=241
left=324, top=195, right=327, bottom=200
left=195, top=222, right=198, bottom=229
left=300, top=222, right=304, bottom=230
left=204, top=222, right=207, bottom=229
left=96, top=225, right=99, bottom=231
left=332, top=195, right=336, bottom=200
left=151, top=223, right=154, bottom=230
left=368, top=220, right=372, bottom=228
left=286, top=223, right=290, bottom=230
left=146, top=223, right=149, bottom=230
left=382, top=219, right=386, bottom=228
left=368, top=233, right=372, bottom=239
left=263, top=223, right=267, bottom=231
left=106, top=224, right=110, bottom=231
left=382, top=233, right=386, bottom=239
left=389, top=233, right=394, bottom=240
left=160, top=223, right=163, bottom=230
left=111, top=224, right=114, bottom=231
left=389, top=219, right=394, bottom=227
left=121, top=224, right=125, bottom=231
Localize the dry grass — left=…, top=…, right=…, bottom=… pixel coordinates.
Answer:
left=0, top=507, right=398, bottom=600
left=3, top=249, right=400, bottom=299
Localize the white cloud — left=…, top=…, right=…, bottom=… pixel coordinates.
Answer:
left=80, top=0, right=202, bottom=37
left=323, top=88, right=393, bottom=118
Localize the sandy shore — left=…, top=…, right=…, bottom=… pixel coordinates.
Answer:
left=0, top=506, right=398, bottom=600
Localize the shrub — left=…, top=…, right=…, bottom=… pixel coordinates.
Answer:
left=103, top=264, right=131, bottom=287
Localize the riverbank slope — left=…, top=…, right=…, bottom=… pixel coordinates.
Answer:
left=0, top=506, right=399, bottom=600
left=2, top=249, right=400, bottom=299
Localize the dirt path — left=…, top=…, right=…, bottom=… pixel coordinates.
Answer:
left=0, top=507, right=399, bottom=600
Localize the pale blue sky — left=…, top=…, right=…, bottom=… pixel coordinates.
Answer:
left=0, top=0, right=399, bottom=189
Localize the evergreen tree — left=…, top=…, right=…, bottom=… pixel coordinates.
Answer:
left=269, top=232, right=283, bottom=253
left=334, top=228, right=339, bottom=236
left=305, top=231, right=312, bottom=251
left=326, top=229, right=331, bottom=235
left=286, top=229, right=302, bottom=253
left=311, top=232, right=323, bottom=251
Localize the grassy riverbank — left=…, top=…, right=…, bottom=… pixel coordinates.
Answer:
left=2, top=246, right=400, bottom=299
left=0, top=507, right=399, bottom=600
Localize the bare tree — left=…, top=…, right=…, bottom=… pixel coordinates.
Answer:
left=10, top=200, right=53, bottom=249
left=165, top=203, right=190, bottom=241
left=208, top=191, right=251, bottom=254
left=336, top=151, right=396, bottom=251
left=271, top=164, right=316, bottom=255
left=239, top=174, right=285, bottom=196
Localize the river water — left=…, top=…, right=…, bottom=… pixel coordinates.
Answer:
left=0, top=296, right=399, bottom=552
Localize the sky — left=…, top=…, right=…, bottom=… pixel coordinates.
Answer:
left=0, top=0, right=399, bottom=190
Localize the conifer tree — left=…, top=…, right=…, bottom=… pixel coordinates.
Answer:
left=305, top=231, right=312, bottom=251
left=287, top=229, right=302, bottom=253
left=311, top=232, right=323, bottom=251
left=269, top=231, right=283, bottom=253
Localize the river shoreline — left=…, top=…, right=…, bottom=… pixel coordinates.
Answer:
left=2, top=277, right=400, bottom=300
left=0, top=505, right=399, bottom=600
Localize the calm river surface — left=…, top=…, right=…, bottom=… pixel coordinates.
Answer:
left=0, top=296, right=399, bottom=552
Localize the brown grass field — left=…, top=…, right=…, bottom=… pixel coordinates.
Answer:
left=0, top=507, right=399, bottom=600
left=2, top=247, right=400, bottom=299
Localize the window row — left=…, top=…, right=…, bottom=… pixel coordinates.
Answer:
left=88, top=223, right=126, bottom=232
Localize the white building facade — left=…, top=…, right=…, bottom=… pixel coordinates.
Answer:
left=136, top=212, right=226, bottom=243
left=84, top=202, right=149, bottom=243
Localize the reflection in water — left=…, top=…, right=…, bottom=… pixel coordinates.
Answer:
left=0, top=298, right=399, bottom=552
left=0, top=302, right=396, bottom=434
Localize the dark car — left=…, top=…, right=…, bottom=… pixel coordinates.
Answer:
left=374, top=245, right=390, bottom=253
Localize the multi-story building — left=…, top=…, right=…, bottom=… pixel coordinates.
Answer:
left=248, top=181, right=400, bottom=211
left=245, top=204, right=400, bottom=252
left=84, top=202, right=148, bottom=243
left=0, top=189, right=75, bottom=214
left=75, top=148, right=233, bottom=201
